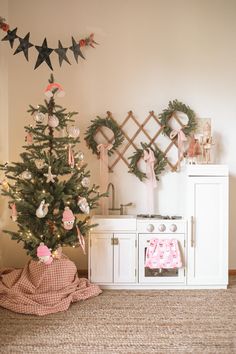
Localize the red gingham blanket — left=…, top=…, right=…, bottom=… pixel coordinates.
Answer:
left=0, top=257, right=102, bottom=316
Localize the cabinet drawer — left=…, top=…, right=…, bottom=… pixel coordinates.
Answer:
left=91, top=217, right=136, bottom=231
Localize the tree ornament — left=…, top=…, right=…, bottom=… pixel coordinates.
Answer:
left=77, top=197, right=90, bottom=214
left=48, top=115, right=59, bottom=128
left=68, top=144, right=75, bottom=168
left=22, top=169, right=32, bottom=180
left=35, top=159, right=44, bottom=169
left=84, top=116, right=124, bottom=156
left=44, top=82, right=65, bottom=98
left=76, top=151, right=84, bottom=161
left=10, top=203, right=17, bottom=222
left=25, top=132, right=33, bottom=144
left=34, top=111, right=45, bottom=123
left=76, top=225, right=86, bottom=255
left=159, top=100, right=197, bottom=137
left=128, top=143, right=167, bottom=182
left=68, top=125, right=80, bottom=138
left=37, top=242, right=53, bottom=265
left=36, top=199, right=49, bottom=218
left=62, top=206, right=75, bottom=230
left=0, top=178, right=10, bottom=192
left=81, top=177, right=90, bottom=188
left=44, top=166, right=56, bottom=183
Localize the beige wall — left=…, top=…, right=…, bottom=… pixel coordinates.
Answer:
left=1, top=0, right=236, bottom=269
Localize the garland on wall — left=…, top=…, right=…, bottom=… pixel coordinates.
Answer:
left=0, top=16, right=98, bottom=70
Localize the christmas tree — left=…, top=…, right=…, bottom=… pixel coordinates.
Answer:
left=0, top=75, right=102, bottom=263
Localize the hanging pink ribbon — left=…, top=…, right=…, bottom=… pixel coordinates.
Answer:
left=68, top=144, right=75, bottom=168
left=76, top=226, right=86, bottom=255
left=170, top=128, right=187, bottom=170
left=97, top=143, right=113, bottom=215
left=10, top=203, right=17, bottom=222
left=143, top=148, right=157, bottom=214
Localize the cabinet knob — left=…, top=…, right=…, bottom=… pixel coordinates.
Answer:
left=169, top=224, right=177, bottom=232
left=158, top=224, right=166, bottom=232
left=146, top=224, right=154, bottom=232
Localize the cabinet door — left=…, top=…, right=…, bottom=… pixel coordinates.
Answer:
left=90, top=233, right=113, bottom=283
left=113, top=233, right=136, bottom=283
left=187, top=177, right=228, bottom=285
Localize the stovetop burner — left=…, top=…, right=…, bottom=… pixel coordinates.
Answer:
left=137, top=214, right=182, bottom=220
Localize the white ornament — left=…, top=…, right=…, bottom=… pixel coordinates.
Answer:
left=36, top=200, right=49, bottom=218
left=44, top=166, right=57, bottom=183
left=81, top=177, right=90, bottom=188
left=34, top=112, right=45, bottom=123
left=68, top=126, right=80, bottom=138
left=48, top=115, right=59, bottom=128
left=76, top=151, right=84, bottom=161
left=22, top=170, right=32, bottom=180
left=35, top=159, right=44, bottom=169
left=77, top=197, right=90, bottom=214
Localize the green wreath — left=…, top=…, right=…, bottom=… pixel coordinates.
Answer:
left=84, top=116, right=124, bottom=156
left=159, top=100, right=197, bottom=137
left=128, top=143, right=167, bottom=181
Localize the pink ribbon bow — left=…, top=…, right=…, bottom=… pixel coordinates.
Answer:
left=97, top=144, right=113, bottom=215
left=76, top=226, right=86, bottom=255
left=143, top=148, right=157, bottom=214
left=170, top=129, right=187, bottom=170
left=68, top=144, right=75, bottom=168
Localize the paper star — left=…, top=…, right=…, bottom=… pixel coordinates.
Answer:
left=54, top=40, right=71, bottom=67
left=69, top=37, right=85, bottom=63
left=2, top=27, right=18, bottom=48
left=43, top=166, right=57, bottom=183
left=34, top=38, right=53, bottom=70
left=13, top=32, right=33, bottom=61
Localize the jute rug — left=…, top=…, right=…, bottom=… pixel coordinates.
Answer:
left=0, top=277, right=235, bottom=354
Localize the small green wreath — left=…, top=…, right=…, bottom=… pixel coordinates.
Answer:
left=128, top=143, right=167, bottom=181
left=159, top=100, right=197, bottom=137
left=84, top=116, right=124, bottom=156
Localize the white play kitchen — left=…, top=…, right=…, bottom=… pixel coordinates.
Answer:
left=89, top=165, right=229, bottom=289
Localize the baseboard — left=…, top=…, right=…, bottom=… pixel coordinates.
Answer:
left=229, top=269, right=236, bottom=275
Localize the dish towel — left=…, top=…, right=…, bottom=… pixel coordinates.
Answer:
left=145, top=238, right=182, bottom=269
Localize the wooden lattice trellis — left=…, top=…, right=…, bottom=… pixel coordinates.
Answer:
left=95, top=110, right=186, bottom=173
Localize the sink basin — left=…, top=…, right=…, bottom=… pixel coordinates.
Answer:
left=92, top=215, right=136, bottom=219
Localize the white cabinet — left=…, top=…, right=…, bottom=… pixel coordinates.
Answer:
left=89, top=217, right=137, bottom=285
left=186, top=165, right=228, bottom=287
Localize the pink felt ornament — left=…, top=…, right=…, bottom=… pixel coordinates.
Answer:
left=37, top=242, right=53, bottom=265
left=62, top=207, right=75, bottom=230
left=25, top=132, right=33, bottom=144
left=10, top=203, right=17, bottom=222
left=44, top=83, right=65, bottom=98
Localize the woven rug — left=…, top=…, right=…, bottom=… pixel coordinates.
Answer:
left=0, top=277, right=235, bottom=354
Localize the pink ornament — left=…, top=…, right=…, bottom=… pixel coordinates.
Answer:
left=62, top=207, right=75, bottom=230
left=37, top=242, right=53, bottom=265
left=10, top=203, right=17, bottom=222
left=25, top=132, right=33, bottom=144
left=44, top=83, right=65, bottom=98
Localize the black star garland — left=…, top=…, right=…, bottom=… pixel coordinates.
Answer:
left=13, top=32, right=33, bottom=61
left=2, top=27, right=18, bottom=48
left=69, top=36, right=85, bottom=62
left=34, top=38, right=53, bottom=70
left=54, top=40, right=71, bottom=66
left=0, top=16, right=98, bottom=70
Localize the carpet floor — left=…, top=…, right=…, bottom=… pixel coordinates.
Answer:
left=0, top=277, right=235, bottom=354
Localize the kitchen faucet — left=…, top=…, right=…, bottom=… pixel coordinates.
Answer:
left=106, top=182, right=133, bottom=215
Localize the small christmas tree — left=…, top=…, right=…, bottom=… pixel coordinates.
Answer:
left=0, top=75, right=102, bottom=262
